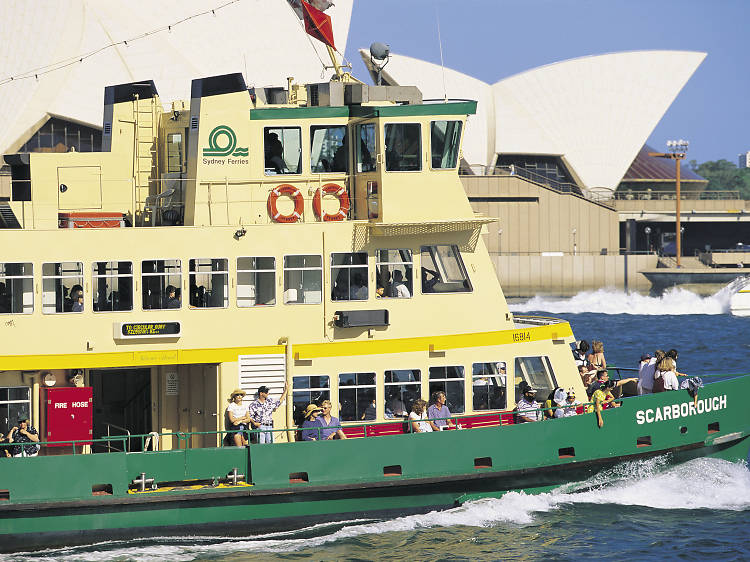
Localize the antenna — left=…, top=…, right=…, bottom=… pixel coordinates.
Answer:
left=436, top=9, right=447, bottom=102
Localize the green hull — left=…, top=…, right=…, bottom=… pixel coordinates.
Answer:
left=1, top=376, right=748, bottom=552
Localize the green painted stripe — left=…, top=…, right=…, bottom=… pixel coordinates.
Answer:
left=250, top=106, right=350, bottom=120
left=349, top=101, right=477, bottom=118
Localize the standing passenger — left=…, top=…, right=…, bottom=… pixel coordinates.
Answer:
left=225, top=389, right=249, bottom=447
left=7, top=418, right=40, bottom=457
left=587, top=340, right=607, bottom=372
left=637, top=353, right=655, bottom=395
left=248, top=383, right=289, bottom=444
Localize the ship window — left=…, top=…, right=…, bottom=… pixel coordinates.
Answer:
left=264, top=127, right=301, bottom=175
left=92, top=261, right=133, bottom=312
left=141, top=259, right=182, bottom=310
left=420, top=245, right=472, bottom=294
left=0, top=387, right=31, bottom=437
left=384, top=369, right=421, bottom=418
left=0, top=263, right=33, bottom=315
left=514, top=356, right=558, bottom=403
left=472, top=362, right=507, bottom=411
left=338, top=372, right=376, bottom=422
left=384, top=123, right=421, bottom=172
left=166, top=133, right=183, bottom=173
left=237, top=257, right=275, bottom=307
left=310, top=125, right=348, bottom=173
left=331, top=252, right=368, bottom=301
left=284, top=255, right=322, bottom=304
left=428, top=366, right=465, bottom=414
left=430, top=120, right=462, bottom=169
left=356, top=123, right=376, bottom=173
left=42, top=262, right=84, bottom=314
left=376, top=249, right=413, bottom=299
left=189, top=259, right=229, bottom=309
left=292, top=375, right=330, bottom=426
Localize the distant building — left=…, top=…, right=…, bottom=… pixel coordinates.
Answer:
left=739, top=151, right=750, bottom=168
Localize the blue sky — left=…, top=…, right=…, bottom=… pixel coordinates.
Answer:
left=343, top=0, right=749, bottom=166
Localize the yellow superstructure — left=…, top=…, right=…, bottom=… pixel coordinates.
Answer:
left=0, top=73, right=583, bottom=449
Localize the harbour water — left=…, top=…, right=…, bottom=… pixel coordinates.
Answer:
left=7, top=287, right=750, bottom=561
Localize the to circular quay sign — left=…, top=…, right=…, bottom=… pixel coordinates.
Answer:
left=113, top=322, right=181, bottom=340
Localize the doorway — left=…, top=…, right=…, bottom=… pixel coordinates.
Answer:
left=90, top=368, right=151, bottom=452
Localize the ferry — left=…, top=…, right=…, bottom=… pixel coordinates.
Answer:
left=0, top=40, right=748, bottom=552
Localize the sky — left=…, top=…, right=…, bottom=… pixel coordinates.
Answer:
left=342, top=0, right=749, bottom=166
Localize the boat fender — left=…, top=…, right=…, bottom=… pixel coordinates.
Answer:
left=268, top=184, right=304, bottom=223
left=313, top=183, right=350, bottom=221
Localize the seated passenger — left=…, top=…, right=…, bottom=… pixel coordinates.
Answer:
left=350, top=273, right=368, bottom=300
left=71, top=291, right=84, bottom=312
left=572, top=340, right=589, bottom=366
left=579, top=364, right=597, bottom=386
left=318, top=400, right=347, bottom=440
left=427, top=391, right=454, bottom=430
left=385, top=392, right=407, bottom=418
left=515, top=383, right=542, bottom=422
left=264, top=132, right=286, bottom=174
left=587, top=340, right=607, bottom=372
left=300, top=404, right=323, bottom=441
left=555, top=388, right=580, bottom=418
left=587, top=370, right=637, bottom=404
left=164, top=285, right=180, bottom=309
left=409, top=399, right=433, bottom=433
left=361, top=398, right=376, bottom=421
left=391, top=270, right=411, bottom=298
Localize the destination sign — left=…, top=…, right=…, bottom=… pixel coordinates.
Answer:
left=114, top=322, right=181, bottom=339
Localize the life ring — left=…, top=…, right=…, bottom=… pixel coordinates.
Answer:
left=313, top=183, right=350, bottom=222
left=267, top=184, right=304, bottom=223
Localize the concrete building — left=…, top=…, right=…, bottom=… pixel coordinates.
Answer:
left=739, top=151, right=750, bottom=168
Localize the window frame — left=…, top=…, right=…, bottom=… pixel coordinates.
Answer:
left=188, top=257, right=229, bottom=310
left=330, top=252, right=369, bottom=302
left=236, top=256, right=276, bottom=307
left=0, top=386, right=32, bottom=436
left=0, top=262, right=34, bottom=315
left=292, top=375, right=331, bottom=424
left=428, top=365, right=466, bottom=414
left=264, top=126, right=302, bottom=175
left=429, top=119, right=463, bottom=171
left=356, top=122, right=377, bottom=173
left=376, top=249, right=413, bottom=299
left=91, top=260, right=134, bottom=313
left=283, top=254, right=323, bottom=305
left=310, top=124, right=348, bottom=174
left=41, top=261, right=84, bottom=315
left=337, top=372, right=377, bottom=422
left=420, top=245, right=473, bottom=295
left=384, top=122, right=422, bottom=173
left=141, top=258, right=183, bottom=311
left=471, top=361, right=508, bottom=412
left=514, top=356, right=558, bottom=402
left=384, top=369, right=421, bottom=418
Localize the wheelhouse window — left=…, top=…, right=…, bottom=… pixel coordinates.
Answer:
left=311, top=125, right=348, bottom=173
left=384, top=123, right=421, bottom=171
left=472, top=362, right=507, bottom=411
left=428, top=366, right=465, bottom=414
left=430, top=120, right=462, bottom=169
left=0, top=387, right=31, bottom=437
left=42, top=262, right=84, bottom=314
left=384, top=369, right=421, bottom=418
left=142, top=259, right=182, bottom=310
left=237, top=257, right=275, bottom=307
left=92, top=261, right=133, bottom=312
left=338, top=372, right=376, bottom=422
left=0, top=263, right=33, bottom=314
left=292, top=375, right=330, bottom=425
left=376, top=249, right=412, bottom=299
left=189, top=259, right=228, bottom=309
left=356, top=123, right=376, bottom=173
left=331, top=252, right=368, bottom=301
left=283, top=255, right=322, bottom=304
left=515, top=356, right=557, bottom=403
left=166, top=132, right=184, bottom=173
left=420, top=245, right=472, bottom=294
left=264, top=127, right=301, bottom=175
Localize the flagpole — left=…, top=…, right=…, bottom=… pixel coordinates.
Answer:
left=326, top=45, right=343, bottom=80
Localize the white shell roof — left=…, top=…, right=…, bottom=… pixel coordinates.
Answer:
left=362, top=50, right=706, bottom=192
left=0, top=0, right=353, bottom=155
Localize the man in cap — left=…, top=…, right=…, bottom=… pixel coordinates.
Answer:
left=515, top=383, right=542, bottom=423
left=248, top=382, right=289, bottom=444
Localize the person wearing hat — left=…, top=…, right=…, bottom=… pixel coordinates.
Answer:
left=554, top=388, right=580, bottom=418
left=225, top=389, right=250, bottom=447
left=300, top=404, right=323, bottom=441
left=515, top=383, right=542, bottom=423
left=248, top=382, right=289, bottom=444
left=7, top=417, right=40, bottom=457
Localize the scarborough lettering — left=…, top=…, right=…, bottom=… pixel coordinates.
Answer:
left=635, top=395, right=727, bottom=425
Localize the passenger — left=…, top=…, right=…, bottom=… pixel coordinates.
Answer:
left=264, top=132, right=285, bottom=173
left=578, top=364, right=597, bottom=386
left=0, top=282, right=10, bottom=313
left=637, top=353, right=655, bottom=395
left=360, top=398, right=376, bottom=421
left=71, top=291, right=84, bottom=312
left=318, top=400, right=347, bottom=439
left=559, top=388, right=581, bottom=417
left=248, top=382, right=289, bottom=444
left=680, top=376, right=704, bottom=407
left=225, top=389, right=250, bottom=447
left=385, top=391, right=407, bottom=418
left=409, top=399, right=433, bottom=433
left=592, top=380, right=616, bottom=428
left=587, top=340, right=607, bottom=372
left=421, top=267, right=439, bottom=293
left=300, top=404, right=323, bottom=441
left=572, top=340, right=589, bottom=366
left=587, top=370, right=637, bottom=404
left=515, top=383, right=542, bottom=422
left=7, top=418, right=40, bottom=457
left=163, top=285, right=180, bottom=309
left=391, top=270, right=411, bottom=298
left=427, top=391, right=454, bottom=430
left=553, top=388, right=573, bottom=418
left=350, top=273, right=368, bottom=300
left=667, top=348, right=687, bottom=378
left=0, top=434, right=10, bottom=458
left=331, top=132, right=348, bottom=172
left=653, top=356, right=679, bottom=392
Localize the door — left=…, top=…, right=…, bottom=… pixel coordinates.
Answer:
left=57, top=166, right=102, bottom=210
left=90, top=368, right=151, bottom=451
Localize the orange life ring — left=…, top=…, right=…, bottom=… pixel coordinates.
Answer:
left=267, top=184, right=304, bottom=223
left=313, top=183, right=350, bottom=222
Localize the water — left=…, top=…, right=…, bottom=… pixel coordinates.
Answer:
left=6, top=287, right=750, bottom=561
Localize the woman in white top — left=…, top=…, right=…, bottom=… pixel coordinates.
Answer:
left=226, top=389, right=250, bottom=446
left=409, top=399, right=433, bottom=433
left=654, top=357, right=680, bottom=391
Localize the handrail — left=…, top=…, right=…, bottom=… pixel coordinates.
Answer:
left=104, top=422, right=131, bottom=453
left=613, top=189, right=741, bottom=201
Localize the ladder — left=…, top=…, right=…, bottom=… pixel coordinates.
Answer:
left=133, top=95, right=159, bottom=224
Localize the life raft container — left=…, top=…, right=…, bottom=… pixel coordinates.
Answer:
left=313, top=183, right=350, bottom=222
left=267, top=184, right=304, bottom=223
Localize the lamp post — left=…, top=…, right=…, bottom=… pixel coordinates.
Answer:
left=644, top=226, right=652, bottom=254
left=649, top=139, right=689, bottom=267
left=572, top=228, right=577, bottom=256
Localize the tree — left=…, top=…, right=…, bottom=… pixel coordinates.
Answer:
left=689, top=159, right=750, bottom=199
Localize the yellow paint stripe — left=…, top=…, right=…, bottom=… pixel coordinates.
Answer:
left=0, top=324, right=571, bottom=370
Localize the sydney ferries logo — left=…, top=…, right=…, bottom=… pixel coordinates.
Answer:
left=202, top=125, right=248, bottom=165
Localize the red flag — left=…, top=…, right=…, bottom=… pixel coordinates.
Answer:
left=301, top=0, right=335, bottom=50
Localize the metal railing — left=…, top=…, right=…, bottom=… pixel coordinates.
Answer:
left=613, top=189, right=741, bottom=201
left=104, top=422, right=131, bottom=452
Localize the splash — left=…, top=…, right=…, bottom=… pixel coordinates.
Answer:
left=12, top=458, right=748, bottom=561
left=510, top=284, right=737, bottom=315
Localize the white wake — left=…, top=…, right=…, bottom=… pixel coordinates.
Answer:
left=509, top=284, right=738, bottom=315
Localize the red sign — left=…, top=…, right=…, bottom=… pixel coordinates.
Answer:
left=45, top=387, right=93, bottom=447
